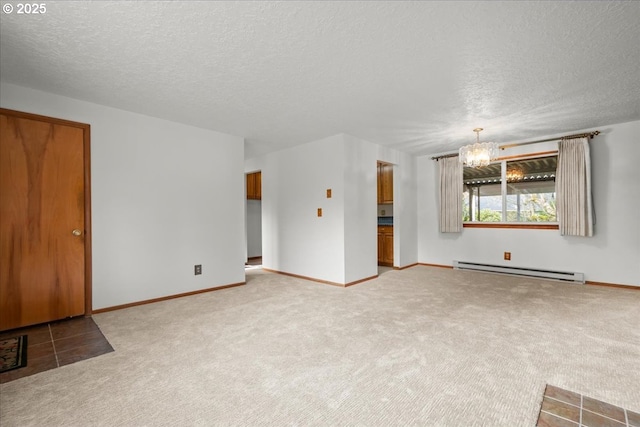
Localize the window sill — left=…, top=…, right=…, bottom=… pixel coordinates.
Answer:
left=463, top=223, right=559, bottom=230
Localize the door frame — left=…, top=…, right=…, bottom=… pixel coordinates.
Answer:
left=1, top=108, right=93, bottom=317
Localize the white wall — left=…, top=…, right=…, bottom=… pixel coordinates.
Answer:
left=394, top=149, right=418, bottom=270
left=246, top=199, right=262, bottom=258
left=417, top=120, right=640, bottom=287
left=1, top=82, right=247, bottom=309
left=343, top=136, right=378, bottom=283
left=257, top=135, right=347, bottom=284
left=343, top=135, right=418, bottom=283
left=246, top=133, right=418, bottom=285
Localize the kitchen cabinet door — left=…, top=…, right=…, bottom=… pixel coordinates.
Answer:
left=380, top=163, right=393, bottom=203
left=377, top=162, right=393, bottom=204
left=246, top=171, right=262, bottom=200
left=377, top=226, right=394, bottom=266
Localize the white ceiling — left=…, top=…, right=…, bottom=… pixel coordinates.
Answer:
left=1, top=1, right=639, bottom=159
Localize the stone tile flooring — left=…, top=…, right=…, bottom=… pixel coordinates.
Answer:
left=0, top=316, right=113, bottom=383
left=538, top=384, right=640, bottom=427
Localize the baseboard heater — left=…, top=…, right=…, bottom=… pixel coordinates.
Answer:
left=453, top=260, right=585, bottom=283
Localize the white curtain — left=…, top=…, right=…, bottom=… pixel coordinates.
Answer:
left=556, top=137, right=594, bottom=236
left=439, top=156, right=463, bottom=233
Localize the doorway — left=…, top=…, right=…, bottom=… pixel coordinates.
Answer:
left=377, top=161, right=394, bottom=273
left=0, top=109, right=92, bottom=331
left=245, top=170, right=262, bottom=271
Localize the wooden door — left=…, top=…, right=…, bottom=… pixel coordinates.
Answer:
left=381, top=163, right=393, bottom=203
left=377, top=163, right=382, bottom=204
left=246, top=172, right=262, bottom=200
left=377, top=226, right=394, bottom=266
left=255, top=171, right=261, bottom=200
left=246, top=172, right=256, bottom=199
left=377, top=162, right=393, bottom=204
left=377, top=229, right=384, bottom=263
left=383, top=232, right=394, bottom=264
left=0, top=109, right=91, bottom=331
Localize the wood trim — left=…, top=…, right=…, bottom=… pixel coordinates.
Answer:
left=344, top=275, right=378, bottom=287
left=394, top=263, right=419, bottom=270
left=0, top=108, right=93, bottom=317
left=463, top=223, right=559, bottom=230
left=262, top=268, right=377, bottom=288
left=83, top=122, right=92, bottom=316
left=496, top=150, right=558, bottom=161
left=419, top=263, right=454, bottom=269
left=92, top=282, right=246, bottom=314
left=263, top=268, right=345, bottom=287
left=586, top=281, right=639, bottom=291
left=0, top=108, right=89, bottom=129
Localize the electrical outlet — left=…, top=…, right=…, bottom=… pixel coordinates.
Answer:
left=317, top=208, right=322, bottom=217
left=195, top=264, right=202, bottom=275
left=326, top=189, right=332, bottom=198
left=504, top=252, right=511, bottom=261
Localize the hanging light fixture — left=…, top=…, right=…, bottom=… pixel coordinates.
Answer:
left=506, top=165, right=525, bottom=182
left=459, top=128, right=499, bottom=167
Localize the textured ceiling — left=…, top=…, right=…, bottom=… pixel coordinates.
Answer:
left=1, top=1, right=639, bottom=158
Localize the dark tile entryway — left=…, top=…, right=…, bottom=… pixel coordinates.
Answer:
left=538, top=384, right=640, bottom=427
left=0, top=316, right=113, bottom=383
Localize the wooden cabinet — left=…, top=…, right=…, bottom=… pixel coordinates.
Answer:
left=377, top=225, right=394, bottom=266
left=377, top=172, right=381, bottom=204
left=377, top=162, right=393, bottom=204
left=254, top=172, right=262, bottom=200
left=246, top=171, right=261, bottom=200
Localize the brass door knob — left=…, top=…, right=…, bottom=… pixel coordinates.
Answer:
left=72, top=229, right=82, bottom=236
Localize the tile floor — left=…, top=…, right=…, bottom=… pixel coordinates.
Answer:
left=538, top=384, right=640, bottom=427
left=0, top=316, right=113, bottom=383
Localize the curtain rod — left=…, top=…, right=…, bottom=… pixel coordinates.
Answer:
left=431, top=130, right=600, bottom=161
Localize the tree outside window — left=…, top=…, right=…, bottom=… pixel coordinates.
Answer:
left=463, top=155, right=557, bottom=223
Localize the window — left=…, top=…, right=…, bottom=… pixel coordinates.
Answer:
left=463, top=155, right=557, bottom=224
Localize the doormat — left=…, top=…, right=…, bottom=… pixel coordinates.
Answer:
left=0, top=335, right=28, bottom=373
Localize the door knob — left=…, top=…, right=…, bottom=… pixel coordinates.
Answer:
left=72, top=229, right=82, bottom=236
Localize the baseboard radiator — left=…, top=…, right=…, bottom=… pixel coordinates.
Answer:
left=453, top=260, right=585, bottom=283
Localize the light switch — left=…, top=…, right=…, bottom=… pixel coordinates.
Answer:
left=317, top=208, right=322, bottom=217
left=326, top=189, right=332, bottom=198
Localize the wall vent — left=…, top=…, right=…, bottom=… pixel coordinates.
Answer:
left=453, top=260, right=585, bottom=283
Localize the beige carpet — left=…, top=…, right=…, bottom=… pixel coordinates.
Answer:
left=1, top=266, right=638, bottom=426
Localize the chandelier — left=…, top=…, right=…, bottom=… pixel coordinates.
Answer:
left=506, top=165, right=524, bottom=182
left=459, top=128, right=499, bottom=167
